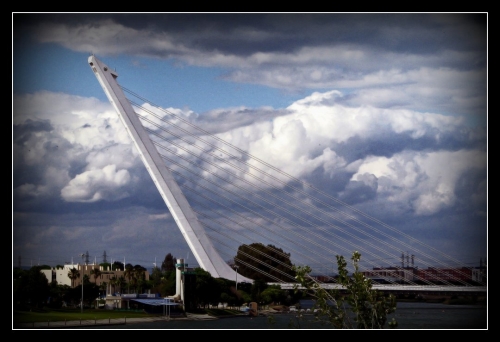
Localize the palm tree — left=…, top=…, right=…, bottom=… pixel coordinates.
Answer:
left=124, top=264, right=133, bottom=293
left=68, top=267, right=80, bottom=288
left=133, top=265, right=147, bottom=293
left=99, top=281, right=107, bottom=297
left=109, top=276, right=118, bottom=295
left=90, top=267, right=102, bottom=285
left=117, top=276, right=126, bottom=294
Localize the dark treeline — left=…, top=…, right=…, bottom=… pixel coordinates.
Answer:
left=13, top=250, right=303, bottom=312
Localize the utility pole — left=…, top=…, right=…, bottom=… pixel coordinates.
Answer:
left=80, top=253, right=85, bottom=313
left=233, top=265, right=239, bottom=292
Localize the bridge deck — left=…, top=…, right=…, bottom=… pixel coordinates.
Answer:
left=269, top=283, right=487, bottom=293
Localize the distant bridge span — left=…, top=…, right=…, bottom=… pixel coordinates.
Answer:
left=269, top=283, right=487, bottom=294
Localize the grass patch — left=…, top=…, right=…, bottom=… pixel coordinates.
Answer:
left=13, top=308, right=161, bottom=324
left=13, top=307, right=245, bottom=324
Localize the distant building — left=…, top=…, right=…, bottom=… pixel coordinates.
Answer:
left=41, top=264, right=79, bottom=287
left=361, top=267, right=415, bottom=283
left=416, top=267, right=473, bottom=283
left=39, top=263, right=190, bottom=311
left=361, top=265, right=485, bottom=284
left=40, top=263, right=150, bottom=295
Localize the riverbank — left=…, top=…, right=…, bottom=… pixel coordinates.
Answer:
left=13, top=307, right=247, bottom=329
left=13, top=299, right=487, bottom=329
left=18, top=302, right=485, bottom=329
left=14, top=312, right=238, bottom=329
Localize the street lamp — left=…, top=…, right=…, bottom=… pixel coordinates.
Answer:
left=80, top=253, right=85, bottom=314
left=233, top=265, right=239, bottom=292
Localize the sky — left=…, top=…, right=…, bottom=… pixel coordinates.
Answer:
left=13, top=13, right=487, bottom=274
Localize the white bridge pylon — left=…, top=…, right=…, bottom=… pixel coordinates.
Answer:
left=88, top=55, right=252, bottom=283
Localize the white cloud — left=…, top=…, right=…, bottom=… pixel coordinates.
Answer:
left=60, top=164, right=131, bottom=202
left=85, top=145, right=139, bottom=171
left=351, top=149, right=487, bottom=216
left=14, top=91, right=141, bottom=203
left=186, top=89, right=485, bottom=220
left=14, top=89, right=484, bottom=218
left=148, top=213, right=169, bottom=220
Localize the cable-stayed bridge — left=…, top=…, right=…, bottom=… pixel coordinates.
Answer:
left=88, top=56, right=486, bottom=294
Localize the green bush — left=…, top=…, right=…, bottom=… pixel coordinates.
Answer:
left=294, top=251, right=398, bottom=329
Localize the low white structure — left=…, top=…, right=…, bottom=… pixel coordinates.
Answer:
left=40, top=263, right=149, bottom=295
left=41, top=264, right=80, bottom=287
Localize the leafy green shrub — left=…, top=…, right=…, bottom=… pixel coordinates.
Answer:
left=294, top=251, right=398, bottom=329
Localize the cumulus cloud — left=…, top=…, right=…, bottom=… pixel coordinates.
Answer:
left=169, top=89, right=485, bottom=223
left=13, top=91, right=141, bottom=206
left=349, top=149, right=487, bottom=215
left=210, top=89, right=476, bottom=185
left=13, top=88, right=485, bottom=219
left=60, top=164, right=131, bottom=202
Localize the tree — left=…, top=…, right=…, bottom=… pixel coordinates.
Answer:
left=68, top=267, right=80, bottom=288
left=133, top=265, right=147, bottom=293
left=112, top=261, right=124, bottom=271
left=150, top=266, right=162, bottom=286
left=109, top=276, right=118, bottom=295
left=250, top=279, right=268, bottom=302
left=78, top=274, right=98, bottom=307
left=294, top=251, right=398, bottom=329
left=117, top=276, right=126, bottom=294
left=13, top=266, right=50, bottom=309
left=158, top=270, right=176, bottom=297
left=161, top=253, right=176, bottom=272
left=192, top=268, right=220, bottom=309
left=95, top=281, right=108, bottom=308
left=235, top=243, right=296, bottom=282
left=90, top=267, right=102, bottom=284
left=260, top=285, right=287, bottom=305
left=99, top=282, right=107, bottom=298
left=124, top=264, right=134, bottom=293
left=48, top=283, right=71, bottom=308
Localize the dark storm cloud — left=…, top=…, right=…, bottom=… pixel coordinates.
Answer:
left=332, top=127, right=485, bottom=164
left=13, top=119, right=53, bottom=143
left=15, top=13, right=486, bottom=61
left=14, top=13, right=486, bottom=120
left=339, top=176, right=378, bottom=204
